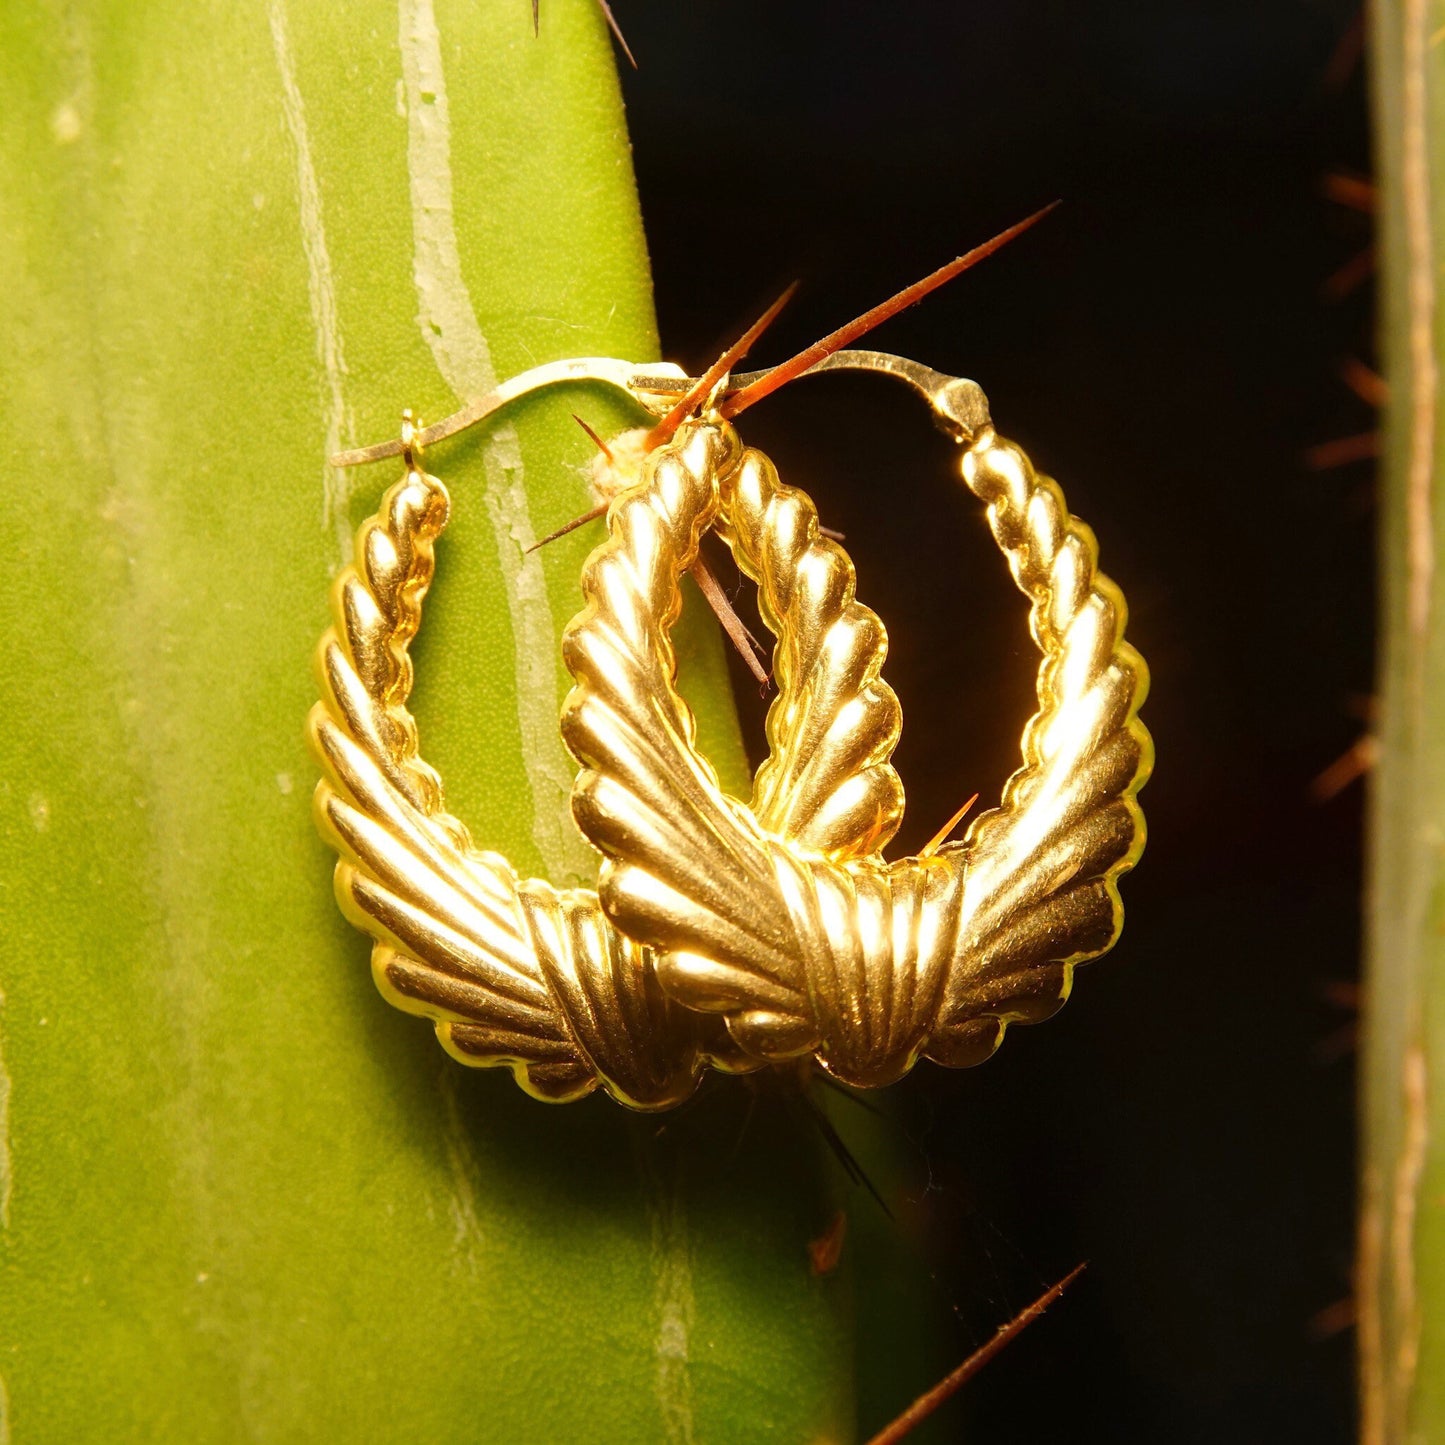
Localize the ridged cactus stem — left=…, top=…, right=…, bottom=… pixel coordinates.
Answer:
left=1363, top=1, right=1445, bottom=1437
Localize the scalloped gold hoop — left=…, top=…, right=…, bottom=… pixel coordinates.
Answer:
left=308, top=407, right=905, bottom=1108
left=314, top=353, right=1151, bottom=1102
left=561, top=377, right=1153, bottom=1089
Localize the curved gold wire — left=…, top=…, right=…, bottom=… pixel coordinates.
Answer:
left=308, top=417, right=904, bottom=1107
left=561, top=393, right=1153, bottom=1088
left=325, top=350, right=983, bottom=468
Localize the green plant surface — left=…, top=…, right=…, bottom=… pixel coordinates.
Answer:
left=1363, top=1, right=1445, bottom=1438
left=0, top=1, right=861, bottom=1438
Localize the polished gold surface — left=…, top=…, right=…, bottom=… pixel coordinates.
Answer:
left=316, top=354, right=1151, bottom=1102
left=308, top=414, right=904, bottom=1107
left=562, top=391, right=1152, bottom=1088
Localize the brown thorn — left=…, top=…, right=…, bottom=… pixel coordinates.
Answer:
left=526, top=501, right=609, bottom=553
left=1345, top=692, right=1378, bottom=724
left=1322, top=979, right=1361, bottom=1012
left=1321, top=7, right=1364, bottom=92
left=808, top=1209, right=848, bottom=1277
left=1304, top=432, right=1380, bottom=471
left=819, top=523, right=845, bottom=541
left=865, top=1264, right=1087, bottom=1445
left=1322, top=244, right=1376, bottom=302
left=531, top=0, right=539, bottom=35
left=1339, top=357, right=1388, bottom=408
left=920, top=793, right=979, bottom=858
left=794, top=1083, right=893, bottom=1219
left=690, top=554, right=770, bottom=687
left=1309, top=734, right=1379, bottom=801
left=595, top=0, right=637, bottom=68
left=1322, top=171, right=1377, bottom=214
left=720, top=203, right=1061, bottom=419
left=1308, top=1296, right=1358, bottom=1341
left=647, top=282, right=799, bottom=448
left=573, top=413, right=614, bottom=461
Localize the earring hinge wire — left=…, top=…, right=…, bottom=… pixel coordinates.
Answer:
left=328, top=351, right=991, bottom=469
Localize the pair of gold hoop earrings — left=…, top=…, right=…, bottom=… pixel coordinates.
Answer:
left=309, top=348, right=1152, bottom=1111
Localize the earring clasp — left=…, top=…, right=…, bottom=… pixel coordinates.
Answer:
left=329, top=350, right=990, bottom=469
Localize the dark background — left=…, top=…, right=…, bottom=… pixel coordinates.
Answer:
left=616, top=3, right=1371, bottom=1440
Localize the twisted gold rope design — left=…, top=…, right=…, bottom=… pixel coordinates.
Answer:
left=308, top=425, right=904, bottom=1106
left=564, top=417, right=1152, bottom=1088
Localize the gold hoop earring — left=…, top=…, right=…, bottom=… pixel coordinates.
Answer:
left=310, top=391, right=905, bottom=1108
left=561, top=357, right=1152, bottom=1088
